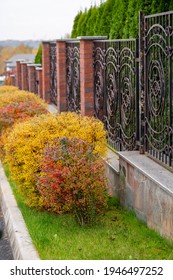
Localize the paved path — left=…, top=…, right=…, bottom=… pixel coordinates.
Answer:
left=0, top=205, right=13, bottom=260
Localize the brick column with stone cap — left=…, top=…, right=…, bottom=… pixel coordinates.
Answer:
left=42, top=41, right=51, bottom=103
left=21, top=62, right=28, bottom=91
left=27, top=64, right=37, bottom=93
left=56, top=40, right=67, bottom=113
left=78, top=36, right=107, bottom=117
left=10, top=74, right=16, bottom=86
left=16, top=59, right=24, bottom=89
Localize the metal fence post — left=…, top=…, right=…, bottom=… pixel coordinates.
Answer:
left=139, top=11, right=145, bottom=154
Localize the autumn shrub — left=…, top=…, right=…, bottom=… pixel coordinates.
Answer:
left=4, top=112, right=107, bottom=208
left=0, top=85, right=18, bottom=95
left=0, top=101, right=48, bottom=135
left=0, top=86, right=46, bottom=107
left=0, top=87, right=48, bottom=159
left=36, top=137, right=108, bottom=225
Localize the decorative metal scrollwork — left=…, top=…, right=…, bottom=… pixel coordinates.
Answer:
left=50, top=42, right=57, bottom=105
left=35, top=69, right=38, bottom=94
left=105, top=46, right=119, bottom=148
left=144, top=12, right=173, bottom=166
left=94, top=47, right=105, bottom=121
left=94, top=40, right=138, bottom=151
left=119, top=45, right=136, bottom=150
left=66, top=42, right=80, bottom=112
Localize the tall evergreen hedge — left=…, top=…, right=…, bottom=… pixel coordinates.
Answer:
left=71, top=0, right=172, bottom=39
left=35, top=0, right=172, bottom=63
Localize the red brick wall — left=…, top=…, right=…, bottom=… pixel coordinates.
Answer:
left=16, top=60, right=23, bottom=89
left=56, top=41, right=67, bottom=113
left=28, top=65, right=36, bottom=93
left=21, top=62, right=28, bottom=90
left=80, top=39, right=95, bottom=117
left=42, top=42, right=51, bottom=103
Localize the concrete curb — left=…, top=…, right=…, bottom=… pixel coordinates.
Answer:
left=0, top=161, right=40, bottom=260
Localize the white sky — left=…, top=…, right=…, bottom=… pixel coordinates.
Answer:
left=0, top=0, right=101, bottom=40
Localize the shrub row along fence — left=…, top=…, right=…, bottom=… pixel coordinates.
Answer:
left=13, top=11, right=173, bottom=169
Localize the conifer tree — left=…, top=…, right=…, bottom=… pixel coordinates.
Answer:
left=76, top=9, right=88, bottom=36
left=110, top=0, right=129, bottom=39
left=71, top=0, right=172, bottom=39
left=93, top=2, right=105, bottom=36
left=34, top=44, right=42, bottom=64
left=71, top=11, right=83, bottom=38
left=85, top=6, right=98, bottom=36
left=123, top=0, right=144, bottom=38
left=98, top=0, right=115, bottom=36
left=160, top=0, right=170, bottom=12
left=169, top=0, right=173, bottom=10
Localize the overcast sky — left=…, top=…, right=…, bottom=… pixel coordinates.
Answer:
left=0, top=0, right=101, bottom=40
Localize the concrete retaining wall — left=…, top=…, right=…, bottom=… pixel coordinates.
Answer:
left=118, top=151, right=173, bottom=241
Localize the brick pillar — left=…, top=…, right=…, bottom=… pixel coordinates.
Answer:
left=79, top=36, right=107, bottom=117
left=56, top=40, right=67, bottom=113
left=42, top=42, right=51, bottom=103
left=80, top=38, right=95, bottom=117
left=10, top=74, right=16, bottom=86
left=16, top=60, right=23, bottom=89
left=28, top=64, right=36, bottom=93
left=36, top=67, right=43, bottom=98
left=21, top=62, right=28, bottom=90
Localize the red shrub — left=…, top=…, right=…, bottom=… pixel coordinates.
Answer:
left=0, top=101, right=47, bottom=134
left=36, top=137, right=108, bottom=225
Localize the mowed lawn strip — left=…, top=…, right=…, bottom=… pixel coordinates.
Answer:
left=4, top=164, right=173, bottom=260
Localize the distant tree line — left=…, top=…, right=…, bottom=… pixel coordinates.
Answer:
left=71, top=0, right=172, bottom=39
left=0, top=44, right=34, bottom=75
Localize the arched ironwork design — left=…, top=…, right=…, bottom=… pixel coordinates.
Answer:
left=119, top=42, right=137, bottom=150
left=144, top=12, right=173, bottom=166
left=49, top=42, right=57, bottom=105
left=66, top=41, right=80, bottom=112
left=94, top=39, right=138, bottom=151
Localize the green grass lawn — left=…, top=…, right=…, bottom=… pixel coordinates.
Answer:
left=4, top=165, right=173, bottom=260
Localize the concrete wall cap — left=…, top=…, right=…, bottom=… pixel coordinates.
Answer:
left=77, top=36, right=108, bottom=40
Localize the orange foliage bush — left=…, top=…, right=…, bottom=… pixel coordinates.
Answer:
left=5, top=112, right=107, bottom=208
left=37, top=137, right=108, bottom=225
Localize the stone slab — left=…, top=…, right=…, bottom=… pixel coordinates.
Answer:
left=118, top=151, right=173, bottom=196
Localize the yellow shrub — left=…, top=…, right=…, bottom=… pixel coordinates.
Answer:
left=5, top=112, right=107, bottom=208
left=0, top=85, right=18, bottom=95
left=0, top=86, right=48, bottom=160
left=0, top=86, right=46, bottom=108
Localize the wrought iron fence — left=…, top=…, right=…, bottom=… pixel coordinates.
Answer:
left=35, top=69, right=38, bottom=94
left=49, top=42, right=57, bottom=105
left=143, top=11, right=173, bottom=167
left=93, top=39, right=139, bottom=151
left=46, top=10, right=173, bottom=168
left=66, top=41, right=80, bottom=112
left=26, top=65, right=29, bottom=91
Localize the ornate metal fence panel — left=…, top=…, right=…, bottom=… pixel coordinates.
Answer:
left=144, top=11, right=173, bottom=167
left=49, top=42, right=57, bottom=105
left=94, top=39, right=139, bottom=151
left=26, top=66, right=29, bottom=91
left=35, top=69, right=38, bottom=94
left=66, top=41, right=80, bottom=112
